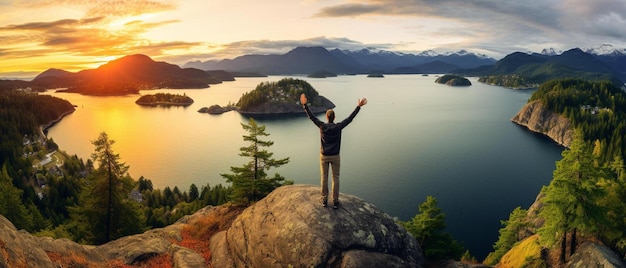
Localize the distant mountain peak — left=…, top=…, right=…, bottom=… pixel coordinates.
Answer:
left=541, top=48, right=562, bottom=56
left=583, top=44, right=626, bottom=56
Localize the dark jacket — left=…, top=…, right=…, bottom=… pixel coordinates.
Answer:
left=303, top=104, right=361, bottom=156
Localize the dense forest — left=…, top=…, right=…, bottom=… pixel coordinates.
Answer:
left=529, top=79, right=626, bottom=164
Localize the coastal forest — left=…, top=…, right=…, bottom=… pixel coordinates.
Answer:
left=484, top=79, right=626, bottom=266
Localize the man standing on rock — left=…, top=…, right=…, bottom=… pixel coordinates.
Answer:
left=300, top=93, right=367, bottom=209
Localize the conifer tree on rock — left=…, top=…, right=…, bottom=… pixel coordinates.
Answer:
left=70, top=132, right=145, bottom=244
left=222, top=118, right=292, bottom=205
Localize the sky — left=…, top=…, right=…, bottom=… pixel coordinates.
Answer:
left=1, top=0, right=626, bottom=78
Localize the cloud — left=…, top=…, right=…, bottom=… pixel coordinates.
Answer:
left=313, top=0, right=626, bottom=55
left=15, top=0, right=176, bottom=17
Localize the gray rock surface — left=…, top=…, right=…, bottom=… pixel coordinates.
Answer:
left=511, top=100, right=573, bottom=147
left=210, top=184, right=424, bottom=267
left=567, top=242, right=626, bottom=268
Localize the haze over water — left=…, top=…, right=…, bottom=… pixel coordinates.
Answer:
left=45, top=75, right=564, bottom=259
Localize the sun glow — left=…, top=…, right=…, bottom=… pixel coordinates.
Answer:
left=108, top=13, right=159, bottom=31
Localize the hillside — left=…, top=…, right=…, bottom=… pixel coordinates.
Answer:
left=470, top=49, right=625, bottom=88
left=29, top=55, right=226, bottom=95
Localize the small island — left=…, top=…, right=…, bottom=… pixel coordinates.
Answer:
left=135, top=93, right=194, bottom=107
left=198, top=104, right=237, bottom=115
left=236, top=78, right=335, bottom=117
left=367, top=73, right=384, bottom=78
left=307, top=70, right=337, bottom=78
left=435, top=74, right=472, bottom=86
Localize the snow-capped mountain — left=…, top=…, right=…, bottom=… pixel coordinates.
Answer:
left=583, top=44, right=626, bottom=56
left=540, top=48, right=562, bottom=56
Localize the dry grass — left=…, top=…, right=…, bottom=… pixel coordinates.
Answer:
left=46, top=251, right=91, bottom=268
left=497, top=235, right=547, bottom=268
left=174, top=204, right=245, bottom=267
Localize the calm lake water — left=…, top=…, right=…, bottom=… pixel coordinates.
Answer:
left=45, top=75, right=564, bottom=259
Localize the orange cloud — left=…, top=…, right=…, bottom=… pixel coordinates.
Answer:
left=0, top=1, right=204, bottom=74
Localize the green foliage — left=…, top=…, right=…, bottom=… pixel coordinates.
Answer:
left=484, top=207, right=528, bottom=265
left=529, top=79, right=626, bottom=165
left=538, top=129, right=608, bottom=262
left=0, top=164, right=34, bottom=231
left=70, top=132, right=145, bottom=244
left=237, top=78, right=320, bottom=110
left=222, top=118, right=292, bottom=205
left=135, top=92, right=193, bottom=105
left=399, top=196, right=465, bottom=260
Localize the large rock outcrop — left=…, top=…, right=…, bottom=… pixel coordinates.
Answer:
left=511, top=100, right=573, bottom=147
left=0, top=205, right=240, bottom=267
left=1, top=185, right=422, bottom=267
left=210, top=184, right=424, bottom=267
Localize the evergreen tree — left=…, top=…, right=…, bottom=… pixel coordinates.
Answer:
left=484, top=207, right=528, bottom=265
left=0, top=164, right=33, bottom=230
left=70, top=132, right=145, bottom=244
left=221, top=118, right=292, bottom=205
left=538, top=129, right=605, bottom=263
left=399, top=196, right=465, bottom=260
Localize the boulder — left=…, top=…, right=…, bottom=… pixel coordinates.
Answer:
left=210, top=184, right=424, bottom=267
left=567, top=242, right=626, bottom=268
left=511, top=100, right=573, bottom=147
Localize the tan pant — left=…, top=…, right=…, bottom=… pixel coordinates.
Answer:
left=320, top=154, right=340, bottom=202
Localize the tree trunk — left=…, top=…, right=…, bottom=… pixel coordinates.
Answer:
left=560, top=230, right=567, bottom=264
left=570, top=228, right=577, bottom=257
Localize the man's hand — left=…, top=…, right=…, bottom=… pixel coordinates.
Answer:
left=300, top=93, right=308, bottom=105
left=358, top=98, right=368, bottom=107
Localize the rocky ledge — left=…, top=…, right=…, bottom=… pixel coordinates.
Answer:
left=511, top=100, right=573, bottom=147
left=0, top=185, right=423, bottom=267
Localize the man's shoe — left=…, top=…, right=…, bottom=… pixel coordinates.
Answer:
left=321, top=197, right=328, bottom=207
left=333, top=200, right=339, bottom=209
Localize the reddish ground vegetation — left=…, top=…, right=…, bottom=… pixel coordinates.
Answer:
left=46, top=251, right=90, bottom=268
left=174, top=205, right=246, bottom=267
left=105, top=253, right=173, bottom=268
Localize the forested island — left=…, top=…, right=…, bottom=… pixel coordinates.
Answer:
left=135, top=93, right=194, bottom=107
left=236, top=78, right=335, bottom=117
left=435, top=74, right=472, bottom=86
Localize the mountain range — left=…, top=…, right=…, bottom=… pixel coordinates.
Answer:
left=183, top=46, right=497, bottom=75
left=466, top=47, right=626, bottom=86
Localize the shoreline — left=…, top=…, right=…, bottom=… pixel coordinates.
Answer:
left=39, top=108, right=76, bottom=137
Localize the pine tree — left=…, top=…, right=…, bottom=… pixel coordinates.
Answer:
left=221, top=118, right=292, bottom=205
left=70, top=132, right=144, bottom=244
left=400, top=196, right=465, bottom=260
left=538, top=129, right=605, bottom=263
left=0, top=164, right=33, bottom=230
left=484, top=207, right=528, bottom=265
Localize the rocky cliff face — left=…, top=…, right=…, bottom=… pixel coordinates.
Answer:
left=211, top=185, right=424, bottom=267
left=511, top=100, right=573, bottom=147
left=0, top=185, right=423, bottom=267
